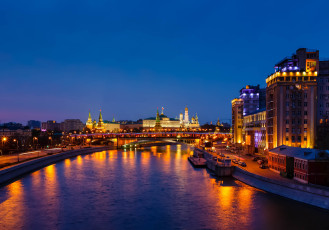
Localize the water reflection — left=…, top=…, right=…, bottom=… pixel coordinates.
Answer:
left=0, top=144, right=328, bottom=230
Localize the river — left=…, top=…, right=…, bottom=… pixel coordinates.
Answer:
left=0, top=145, right=328, bottom=230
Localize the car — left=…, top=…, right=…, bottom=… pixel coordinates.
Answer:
left=259, top=164, right=267, bottom=169
left=232, top=159, right=238, bottom=164
left=257, top=160, right=264, bottom=165
left=253, top=157, right=259, bottom=161
left=240, top=162, right=247, bottom=167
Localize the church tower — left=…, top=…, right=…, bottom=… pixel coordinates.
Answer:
left=86, top=111, right=93, bottom=130
left=184, top=106, right=189, bottom=126
left=97, top=110, right=104, bottom=130
left=154, top=108, right=161, bottom=131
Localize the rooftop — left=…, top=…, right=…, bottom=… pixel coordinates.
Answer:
left=270, top=145, right=329, bottom=160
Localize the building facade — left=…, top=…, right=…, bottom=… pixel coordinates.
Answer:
left=266, top=48, right=318, bottom=149
left=268, top=145, right=329, bottom=186
left=143, top=107, right=199, bottom=130
left=239, top=85, right=266, bottom=116
left=243, top=109, right=266, bottom=154
left=27, top=120, right=41, bottom=129
left=317, top=60, right=329, bottom=149
left=61, top=119, right=84, bottom=133
left=41, top=120, right=61, bottom=132
left=231, top=98, right=243, bottom=144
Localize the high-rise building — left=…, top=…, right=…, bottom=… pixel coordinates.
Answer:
left=239, top=85, right=266, bottom=116
left=316, top=60, right=329, bottom=149
left=266, top=48, right=318, bottom=149
left=41, top=120, right=61, bottom=131
left=231, top=98, right=244, bottom=144
left=27, top=120, right=41, bottom=129
left=61, top=119, right=84, bottom=133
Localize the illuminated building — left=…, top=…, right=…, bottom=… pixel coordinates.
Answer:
left=86, top=112, right=93, bottom=130
left=231, top=98, right=243, bottom=144
left=243, top=109, right=266, bottom=154
left=266, top=48, right=318, bottom=149
left=85, top=110, right=119, bottom=133
left=239, top=85, right=266, bottom=116
left=268, top=145, right=329, bottom=186
left=143, top=107, right=199, bottom=130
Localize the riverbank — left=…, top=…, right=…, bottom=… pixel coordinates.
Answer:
left=232, top=167, right=329, bottom=210
left=194, top=147, right=329, bottom=210
left=0, top=146, right=111, bottom=187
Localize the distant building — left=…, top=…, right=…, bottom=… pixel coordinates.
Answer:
left=41, top=120, right=61, bottom=132
left=266, top=48, right=318, bottom=149
left=143, top=107, right=200, bottom=130
left=268, top=145, right=329, bottom=186
left=239, top=85, right=266, bottom=116
left=61, top=119, right=84, bottom=133
left=243, top=109, right=266, bottom=154
left=0, top=129, right=32, bottom=137
left=27, top=120, right=41, bottom=129
left=231, top=98, right=243, bottom=144
left=143, top=108, right=180, bottom=130
left=1, top=122, right=24, bottom=130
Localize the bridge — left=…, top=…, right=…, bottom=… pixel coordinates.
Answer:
left=69, top=132, right=231, bottom=148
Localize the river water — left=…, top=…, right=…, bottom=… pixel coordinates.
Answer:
left=0, top=145, right=328, bottom=230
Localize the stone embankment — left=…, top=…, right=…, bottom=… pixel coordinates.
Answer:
left=233, top=167, right=329, bottom=210
left=0, top=146, right=111, bottom=186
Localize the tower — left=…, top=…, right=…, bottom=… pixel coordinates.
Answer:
left=97, top=110, right=104, bottom=131
left=86, top=111, right=93, bottom=130
left=154, top=108, right=161, bottom=131
left=184, top=106, right=189, bottom=125
left=179, top=113, right=184, bottom=124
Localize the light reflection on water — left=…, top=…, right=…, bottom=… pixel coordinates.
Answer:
left=0, top=144, right=328, bottom=230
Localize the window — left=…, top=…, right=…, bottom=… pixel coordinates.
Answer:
left=304, top=137, right=307, bottom=141
left=286, top=111, right=289, bottom=116
left=298, top=136, right=301, bottom=142
left=286, top=102, right=290, bottom=106
left=304, top=111, right=308, bottom=115
left=286, top=136, right=289, bottom=141
left=304, top=102, right=308, bottom=107
left=304, top=93, right=307, bottom=98
left=304, top=119, right=308, bottom=124
left=286, top=128, right=289, bottom=132
left=286, top=120, right=289, bottom=124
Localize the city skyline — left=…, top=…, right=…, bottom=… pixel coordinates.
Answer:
left=2, top=0, right=329, bottom=123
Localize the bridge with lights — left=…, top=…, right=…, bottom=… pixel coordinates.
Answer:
left=69, top=132, right=231, bottom=147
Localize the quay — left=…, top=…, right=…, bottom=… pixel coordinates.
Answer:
left=0, top=146, right=111, bottom=186
left=192, top=147, right=329, bottom=210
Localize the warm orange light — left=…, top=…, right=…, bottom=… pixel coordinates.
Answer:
left=2, top=137, right=7, bottom=142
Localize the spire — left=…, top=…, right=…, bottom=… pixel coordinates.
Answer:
left=88, top=111, right=92, bottom=120
left=156, top=108, right=160, bottom=122
left=99, top=109, right=103, bottom=122
left=161, top=107, right=164, bottom=115
left=112, top=117, right=116, bottom=123
left=155, top=107, right=161, bottom=131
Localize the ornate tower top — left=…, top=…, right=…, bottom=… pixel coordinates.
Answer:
left=99, top=110, right=103, bottom=122
left=185, top=106, right=188, bottom=111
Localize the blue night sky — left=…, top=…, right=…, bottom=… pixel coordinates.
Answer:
left=1, top=0, right=329, bottom=125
